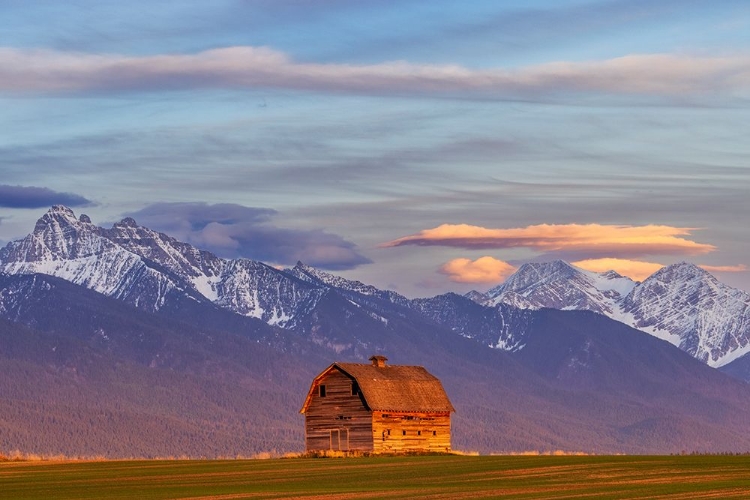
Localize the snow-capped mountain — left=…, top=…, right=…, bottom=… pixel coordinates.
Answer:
left=3, top=207, right=749, bottom=369
left=481, top=260, right=750, bottom=368
left=0, top=206, right=323, bottom=326
left=621, top=263, right=750, bottom=367
left=484, top=261, right=636, bottom=314
left=95, top=215, right=225, bottom=299
left=212, top=259, right=323, bottom=326
left=0, top=206, right=193, bottom=311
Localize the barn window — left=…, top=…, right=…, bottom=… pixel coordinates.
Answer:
left=417, top=430, right=421, bottom=436
left=402, top=430, right=406, bottom=436
left=351, top=382, right=359, bottom=396
left=433, top=431, right=437, bottom=436
left=319, top=385, right=326, bottom=397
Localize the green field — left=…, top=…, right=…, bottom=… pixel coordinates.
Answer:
left=2, top=454, right=750, bottom=499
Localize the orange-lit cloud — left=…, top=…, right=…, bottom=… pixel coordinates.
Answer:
left=439, top=256, right=517, bottom=284
left=699, top=264, right=748, bottom=273
left=382, top=223, right=715, bottom=257
left=572, top=258, right=664, bottom=281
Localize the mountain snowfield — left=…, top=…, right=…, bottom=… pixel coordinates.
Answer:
left=2, top=206, right=749, bottom=369
left=478, top=261, right=750, bottom=368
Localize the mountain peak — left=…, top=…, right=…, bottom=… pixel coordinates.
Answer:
left=489, top=260, right=581, bottom=295
left=664, top=261, right=702, bottom=271
left=516, top=260, right=580, bottom=276
left=34, top=205, right=79, bottom=232
left=621, top=261, right=750, bottom=367
left=48, top=205, right=75, bottom=216
left=523, top=259, right=573, bottom=269
left=647, top=261, right=712, bottom=283
left=464, top=290, right=489, bottom=304
left=486, top=259, right=636, bottom=315
left=487, top=259, right=749, bottom=368
left=114, top=217, right=139, bottom=228
left=290, top=261, right=333, bottom=283
left=36, top=206, right=93, bottom=227
left=601, top=269, right=626, bottom=279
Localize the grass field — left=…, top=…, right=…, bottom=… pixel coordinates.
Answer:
left=2, top=454, right=750, bottom=499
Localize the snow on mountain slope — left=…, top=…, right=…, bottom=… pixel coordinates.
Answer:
left=97, top=217, right=225, bottom=301
left=486, top=260, right=750, bottom=367
left=0, top=206, right=187, bottom=311
left=485, top=261, right=636, bottom=315
left=96, top=216, right=322, bottom=326
left=621, top=263, right=750, bottom=367
left=214, top=259, right=323, bottom=326
left=0, top=206, right=323, bottom=325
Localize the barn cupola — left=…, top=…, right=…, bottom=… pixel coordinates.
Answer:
left=369, top=355, right=388, bottom=368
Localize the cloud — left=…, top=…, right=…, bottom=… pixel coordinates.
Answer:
left=439, top=256, right=517, bottom=284
left=570, top=259, right=748, bottom=282
left=126, top=202, right=276, bottom=231
left=1, top=46, right=748, bottom=100
left=0, top=184, right=92, bottom=209
left=571, top=258, right=665, bottom=281
left=124, top=202, right=371, bottom=270
left=699, top=264, right=748, bottom=273
left=381, top=223, right=716, bottom=259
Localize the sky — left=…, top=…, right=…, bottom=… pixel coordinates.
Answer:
left=1, top=0, right=749, bottom=297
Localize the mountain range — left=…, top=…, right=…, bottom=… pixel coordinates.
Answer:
left=473, top=260, right=750, bottom=368
left=1, top=206, right=750, bottom=457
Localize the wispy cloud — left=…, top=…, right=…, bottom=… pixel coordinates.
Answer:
left=125, top=202, right=371, bottom=270
left=572, top=257, right=664, bottom=281
left=0, top=184, right=92, bottom=209
left=1, top=46, right=749, bottom=99
left=699, top=264, right=748, bottom=273
left=439, top=256, right=516, bottom=284
left=381, top=223, right=716, bottom=259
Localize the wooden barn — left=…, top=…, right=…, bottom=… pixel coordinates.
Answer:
left=300, top=355, right=454, bottom=453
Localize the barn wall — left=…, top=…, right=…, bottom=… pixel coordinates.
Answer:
left=305, top=368, right=373, bottom=452
left=372, top=412, right=451, bottom=453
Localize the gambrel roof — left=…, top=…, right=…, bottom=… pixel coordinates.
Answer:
left=300, top=360, right=455, bottom=414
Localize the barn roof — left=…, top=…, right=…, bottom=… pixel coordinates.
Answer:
left=300, top=360, right=455, bottom=414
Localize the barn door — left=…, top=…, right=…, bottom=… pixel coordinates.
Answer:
left=329, top=429, right=349, bottom=451
left=341, top=429, right=349, bottom=451
left=329, top=430, right=339, bottom=450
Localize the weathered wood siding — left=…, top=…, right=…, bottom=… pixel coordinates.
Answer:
left=305, top=368, right=373, bottom=452
left=371, top=411, right=451, bottom=453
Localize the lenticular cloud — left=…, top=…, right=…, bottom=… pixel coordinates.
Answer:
left=382, top=223, right=716, bottom=258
